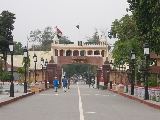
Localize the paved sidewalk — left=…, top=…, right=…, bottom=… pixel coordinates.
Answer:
left=108, top=89, right=160, bottom=109
left=0, top=84, right=36, bottom=107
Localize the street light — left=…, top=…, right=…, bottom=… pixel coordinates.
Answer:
left=131, top=49, right=136, bottom=95
left=33, top=53, right=37, bottom=83
left=41, top=57, right=44, bottom=82
left=144, top=43, right=150, bottom=100
left=45, top=59, right=48, bottom=89
left=9, top=40, right=14, bottom=97
left=109, top=60, right=113, bottom=89
left=23, top=46, right=28, bottom=93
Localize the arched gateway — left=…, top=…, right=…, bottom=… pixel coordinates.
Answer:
left=46, top=35, right=111, bottom=88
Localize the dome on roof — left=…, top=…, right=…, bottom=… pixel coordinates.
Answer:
left=52, top=35, right=59, bottom=41
left=100, top=36, right=107, bottom=42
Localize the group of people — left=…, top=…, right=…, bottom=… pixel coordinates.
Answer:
left=53, top=76, right=70, bottom=92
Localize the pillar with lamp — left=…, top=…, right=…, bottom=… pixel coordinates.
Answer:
left=41, top=57, right=44, bottom=82
left=45, top=59, right=48, bottom=89
left=144, top=42, right=150, bottom=100
left=131, top=49, right=136, bottom=95
left=23, top=46, right=28, bottom=93
left=33, top=53, right=37, bottom=83
left=9, top=41, right=14, bottom=97
left=109, top=60, right=113, bottom=89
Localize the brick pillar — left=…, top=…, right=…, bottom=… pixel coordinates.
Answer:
left=97, top=68, right=102, bottom=89
left=102, top=57, right=111, bottom=89
left=47, top=57, right=57, bottom=87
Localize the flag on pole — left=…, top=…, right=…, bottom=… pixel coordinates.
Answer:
left=56, top=27, right=62, bottom=38
left=108, top=31, right=112, bottom=39
left=76, top=25, right=79, bottom=29
left=57, top=28, right=62, bottom=34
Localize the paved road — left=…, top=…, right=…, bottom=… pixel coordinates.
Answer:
left=0, top=81, right=160, bottom=120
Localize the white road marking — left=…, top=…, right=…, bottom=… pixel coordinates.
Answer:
left=86, top=112, right=96, bottom=114
left=103, top=95, right=110, bottom=96
left=77, top=84, right=85, bottom=120
left=81, top=94, right=90, bottom=95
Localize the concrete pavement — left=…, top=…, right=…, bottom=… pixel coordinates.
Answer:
left=1, top=82, right=160, bottom=109
left=0, top=82, right=160, bottom=120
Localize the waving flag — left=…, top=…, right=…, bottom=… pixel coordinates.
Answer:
left=56, top=27, right=62, bottom=38
left=76, top=25, right=79, bottom=29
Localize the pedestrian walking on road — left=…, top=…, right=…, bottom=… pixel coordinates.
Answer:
left=53, top=77, right=59, bottom=92
left=91, top=79, right=95, bottom=88
left=62, top=76, right=67, bottom=92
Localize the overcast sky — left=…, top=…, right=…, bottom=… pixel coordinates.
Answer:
left=0, top=0, right=131, bottom=47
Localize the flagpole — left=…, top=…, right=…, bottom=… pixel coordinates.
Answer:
left=79, top=23, right=80, bottom=41
left=76, top=24, right=80, bottom=43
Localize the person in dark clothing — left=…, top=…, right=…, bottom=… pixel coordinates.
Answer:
left=53, top=77, right=59, bottom=92
left=62, top=76, right=67, bottom=92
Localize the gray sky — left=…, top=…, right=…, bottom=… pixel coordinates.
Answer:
left=0, top=0, right=131, bottom=47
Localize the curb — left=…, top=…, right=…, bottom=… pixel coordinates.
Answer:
left=108, top=89, right=160, bottom=109
left=0, top=92, right=34, bottom=107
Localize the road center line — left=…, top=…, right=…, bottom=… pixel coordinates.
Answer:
left=77, top=84, right=85, bottom=120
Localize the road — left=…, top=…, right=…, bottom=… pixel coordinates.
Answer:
left=0, top=81, right=160, bottom=120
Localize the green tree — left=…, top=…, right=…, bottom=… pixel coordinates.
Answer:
left=127, top=0, right=160, bottom=54
left=14, top=41, right=23, bottom=55
left=17, top=55, right=30, bottom=81
left=110, top=15, right=142, bottom=65
left=111, top=15, right=136, bottom=41
left=41, top=27, right=53, bottom=51
left=0, top=10, right=16, bottom=71
left=28, top=26, right=72, bottom=51
left=62, top=64, right=96, bottom=78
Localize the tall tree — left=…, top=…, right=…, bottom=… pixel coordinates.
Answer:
left=0, top=10, right=16, bottom=71
left=41, top=27, right=54, bottom=51
left=111, top=15, right=137, bottom=41
left=110, top=14, right=141, bottom=65
left=28, top=26, right=72, bottom=51
left=28, top=29, right=42, bottom=51
left=127, top=0, right=160, bottom=54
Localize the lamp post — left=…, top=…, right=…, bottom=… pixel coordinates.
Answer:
left=23, top=46, right=28, bottom=93
left=33, top=53, right=37, bottom=83
left=109, top=60, right=113, bottom=89
left=9, top=41, right=14, bottom=97
left=41, top=57, right=44, bottom=82
left=144, top=43, right=150, bottom=100
left=131, top=49, right=136, bottom=95
left=45, top=59, right=48, bottom=89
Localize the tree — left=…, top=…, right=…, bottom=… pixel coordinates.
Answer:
left=17, top=55, right=30, bottom=82
left=0, top=10, right=16, bottom=71
left=127, top=0, right=160, bottom=54
left=28, top=26, right=72, bottom=51
left=14, top=41, right=23, bottom=55
left=86, top=28, right=100, bottom=44
left=110, top=15, right=142, bottom=65
left=41, top=27, right=54, bottom=51
left=111, top=15, right=137, bottom=41
left=28, top=29, right=42, bottom=51
left=62, top=64, right=97, bottom=78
